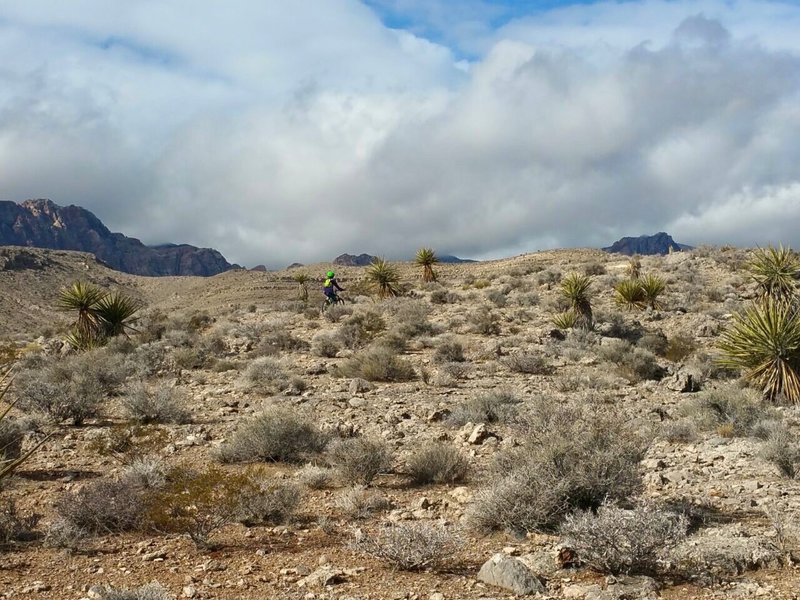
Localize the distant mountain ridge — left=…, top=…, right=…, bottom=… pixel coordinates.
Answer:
left=603, top=232, right=693, bottom=256
left=0, top=199, right=238, bottom=276
left=332, top=252, right=476, bottom=267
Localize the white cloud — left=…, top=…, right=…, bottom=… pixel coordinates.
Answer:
left=1, top=0, right=800, bottom=267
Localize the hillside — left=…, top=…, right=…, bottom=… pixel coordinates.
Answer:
left=2, top=243, right=800, bottom=599
left=0, top=199, right=237, bottom=276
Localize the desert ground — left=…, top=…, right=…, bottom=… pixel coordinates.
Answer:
left=2, top=244, right=800, bottom=600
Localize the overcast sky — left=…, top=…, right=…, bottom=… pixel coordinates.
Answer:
left=2, top=0, right=800, bottom=268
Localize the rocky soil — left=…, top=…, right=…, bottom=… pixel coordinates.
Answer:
left=2, top=244, right=800, bottom=599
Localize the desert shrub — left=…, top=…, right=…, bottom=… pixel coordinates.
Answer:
left=583, top=262, right=607, bottom=276
left=126, top=342, right=169, bottom=377
left=119, top=382, right=190, bottom=425
left=680, top=385, right=774, bottom=437
left=323, top=303, right=352, bottom=323
left=447, top=390, right=521, bottom=426
left=637, top=331, right=668, bottom=356
left=326, top=437, right=392, bottom=485
left=352, top=522, right=460, bottom=571
left=335, top=486, right=392, bottom=519
left=430, top=289, right=460, bottom=304
left=54, top=477, right=148, bottom=534
left=373, top=329, right=409, bottom=353
left=665, top=334, right=697, bottom=362
left=217, top=407, right=328, bottom=463
left=552, top=310, right=579, bottom=330
left=311, top=332, right=341, bottom=358
left=96, top=583, right=171, bottom=600
left=600, top=341, right=664, bottom=382
left=0, top=500, right=38, bottom=544
left=297, top=464, right=335, bottom=489
left=486, top=289, right=508, bottom=307
left=171, top=346, right=207, bottom=370
left=147, top=465, right=246, bottom=548
left=336, top=346, right=415, bottom=382
left=121, top=455, right=168, bottom=489
left=468, top=402, right=647, bottom=534
left=516, top=291, right=540, bottom=307
left=759, top=425, right=800, bottom=478
left=210, top=359, right=239, bottom=373
left=660, top=421, right=698, bottom=443
left=434, top=338, right=465, bottom=363
left=0, top=418, right=24, bottom=464
left=339, top=311, right=386, bottom=349
left=43, top=517, right=86, bottom=550
left=240, top=357, right=289, bottom=393
left=560, top=502, right=688, bottom=574
left=235, top=475, right=301, bottom=526
left=537, top=269, right=562, bottom=286
left=86, top=425, right=170, bottom=462
left=391, top=300, right=437, bottom=338
left=502, top=353, right=551, bottom=375
left=438, top=361, right=471, bottom=380
left=255, top=325, right=309, bottom=355
left=406, top=442, right=469, bottom=485
left=14, top=350, right=128, bottom=425
left=468, top=307, right=501, bottom=335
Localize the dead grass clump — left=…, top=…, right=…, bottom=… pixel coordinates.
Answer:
left=447, top=390, right=521, bottom=427
left=560, top=502, right=688, bottom=575
left=240, top=357, right=289, bottom=393
left=468, top=402, right=647, bottom=534
left=680, top=385, right=775, bottom=437
left=326, top=437, right=393, bottom=485
left=352, top=522, right=461, bottom=571
left=336, top=346, right=416, bottom=382
left=119, top=382, right=190, bottom=425
left=217, top=407, right=328, bottom=464
left=406, top=442, right=469, bottom=485
left=503, top=353, right=551, bottom=375
left=336, top=486, right=392, bottom=519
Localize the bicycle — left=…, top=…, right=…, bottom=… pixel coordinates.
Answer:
left=320, top=294, right=348, bottom=313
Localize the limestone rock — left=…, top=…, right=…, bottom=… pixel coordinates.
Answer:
left=477, top=553, right=545, bottom=596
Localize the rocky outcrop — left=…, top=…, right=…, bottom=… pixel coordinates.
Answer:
left=333, top=253, right=377, bottom=266
left=0, top=199, right=237, bottom=276
left=603, top=232, right=692, bottom=256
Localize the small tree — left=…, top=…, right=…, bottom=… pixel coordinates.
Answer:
left=415, top=248, right=439, bottom=283
left=366, top=257, right=400, bottom=299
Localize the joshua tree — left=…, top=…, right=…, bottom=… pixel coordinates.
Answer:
left=748, top=245, right=800, bottom=302
left=366, top=258, right=400, bottom=299
left=415, top=248, right=439, bottom=283
left=560, top=272, right=593, bottom=329
left=717, top=296, right=800, bottom=403
left=292, top=272, right=311, bottom=302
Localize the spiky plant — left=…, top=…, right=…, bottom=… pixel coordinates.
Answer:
left=625, top=255, right=642, bottom=279
left=552, top=310, right=580, bottom=330
left=717, top=297, right=800, bottom=403
left=614, top=279, right=646, bottom=310
left=640, top=274, right=666, bottom=310
left=415, top=248, right=439, bottom=283
left=58, top=281, right=107, bottom=341
left=748, top=245, right=800, bottom=302
left=560, top=272, right=593, bottom=329
left=1, top=366, right=50, bottom=481
left=366, top=258, right=400, bottom=299
left=292, top=273, right=310, bottom=302
left=96, top=292, right=142, bottom=337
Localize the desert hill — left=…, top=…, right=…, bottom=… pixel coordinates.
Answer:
left=3, top=242, right=800, bottom=599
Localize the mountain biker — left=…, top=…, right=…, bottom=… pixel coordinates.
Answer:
left=323, top=271, right=344, bottom=304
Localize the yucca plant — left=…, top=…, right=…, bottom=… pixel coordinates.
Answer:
left=292, top=272, right=311, bottom=301
left=640, top=274, right=666, bottom=310
left=625, top=255, right=642, bottom=279
left=560, top=272, right=593, bottom=329
left=614, top=279, right=646, bottom=310
left=1, top=366, right=50, bottom=481
left=415, top=248, right=439, bottom=283
left=58, top=281, right=107, bottom=341
left=552, top=310, right=580, bottom=330
left=96, top=292, right=142, bottom=337
left=366, top=258, right=400, bottom=299
left=748, top=245, right=800, bottom=302
left=717, top=297, right=800, bottom=403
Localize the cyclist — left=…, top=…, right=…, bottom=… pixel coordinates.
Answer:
left=323, top=270, right=345, bottom=305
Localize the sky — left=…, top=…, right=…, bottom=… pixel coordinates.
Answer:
left=2, top=0, right=800, bottom=268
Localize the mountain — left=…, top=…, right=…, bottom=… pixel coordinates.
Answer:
left=0, top=199, right=238, bottom=276
left=603, top=232, right=693, bottom=256
left=333, top=252, right=476, bottom=266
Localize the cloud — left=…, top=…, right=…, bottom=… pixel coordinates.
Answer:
left=1, top=0, right=800, bottom=268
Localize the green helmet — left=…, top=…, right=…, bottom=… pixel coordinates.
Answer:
left=326, top=271, right=335, bottom=278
